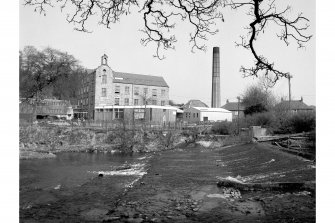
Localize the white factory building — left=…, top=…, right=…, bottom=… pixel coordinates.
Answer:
left=183, top=106, right=232, bottom=123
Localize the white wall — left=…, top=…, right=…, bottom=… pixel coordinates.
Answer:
left=200, top=111, right=232, bottom=122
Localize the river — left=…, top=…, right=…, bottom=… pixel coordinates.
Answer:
left=20, top=152, right=151, bottom=220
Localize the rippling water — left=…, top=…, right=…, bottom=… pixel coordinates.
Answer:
left=20, top=152, right=150, bottom=209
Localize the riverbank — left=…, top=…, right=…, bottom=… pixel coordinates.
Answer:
left=19, top=125, right=252, bottom=159
left=19, top=125, right=192, bottom=159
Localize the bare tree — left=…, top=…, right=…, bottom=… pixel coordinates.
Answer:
left=242, top=84, right=276, bottom=115
left=24, top=0, right=312, bottom=84
left=20, top=46, right=78, bottom=120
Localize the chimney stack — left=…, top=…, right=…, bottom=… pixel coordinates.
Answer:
left=211, top=47, right=221, bottom=108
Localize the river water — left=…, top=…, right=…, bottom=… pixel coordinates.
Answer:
left=20, top=152, right=150, bottom=214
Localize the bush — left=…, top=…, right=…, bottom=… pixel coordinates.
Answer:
left=272, top=111, right=315, bottom=134
left=211, top=121, right=235, bottom=135
left=289, top=112, right=316, bottom=133
left=238, top=111, right=315, bottom=135
left=244, top=103, right=268, bottom=116
left=244, top=112, right=275, bottom=128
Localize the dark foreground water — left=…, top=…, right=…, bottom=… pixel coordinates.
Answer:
left=20, top=152, right=150, bottom=217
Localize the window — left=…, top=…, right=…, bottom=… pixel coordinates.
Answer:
left=124, top=98, right=129, bottom=105
left=134, top=99, right=139, bottom=105
left=152, top=100, right=157, bottom=105
left=161, top=101, right=165, bottom=106
left=115, top=98, right=120, bottom=105
left=115, top=109, right=124, bottom=119
left=193, top=113, right=195, bottom=118
left=144, top=88, right=148, bottom=96
left=134, top=87, right=139, bottom=95
left=197, top=113, right=199, bottom=118
left=125, top=86, right=130, bottom=95
left=115, top=85, right=120, bottom=94
left=102, top=88, right=107, bottom=97
left=102, top=74, right=107, bottom=84
left=152, top=89, right=157, bottom=97
left=161, top=89, right=166, bottom=96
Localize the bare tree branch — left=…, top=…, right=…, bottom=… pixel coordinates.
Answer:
left=24, top=0, right=312, bottom=84
left=231, top=0, right=312, bottom=84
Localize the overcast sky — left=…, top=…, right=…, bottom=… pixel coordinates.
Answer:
left=19, top=0, right=315, bottom=106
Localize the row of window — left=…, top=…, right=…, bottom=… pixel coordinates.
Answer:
left=184, top=112, right=199, bottom=119
left=115, top=98, right=166, bottom=106
left=113, top=86, right=165, bottom=97
left=96, top=108, right=124, bottom=119
left=101, top=87, right=166, bottom=97
left=78, top=98, right=166, bottom=107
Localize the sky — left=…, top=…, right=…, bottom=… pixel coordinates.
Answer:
left=19, top=0, right=315, bottom=106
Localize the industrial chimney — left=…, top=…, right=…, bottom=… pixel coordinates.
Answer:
left=211, top=47, right=221, bottom=108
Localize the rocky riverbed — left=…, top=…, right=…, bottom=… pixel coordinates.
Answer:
left=20, top=143, right=315, bottom=222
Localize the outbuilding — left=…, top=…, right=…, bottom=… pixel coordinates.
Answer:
left=183, top=107, right=232, bottom=123
left=94, top=105, right=179, bottom=124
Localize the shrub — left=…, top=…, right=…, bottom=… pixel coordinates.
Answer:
left=272, top=111, right=315, bottom=134
left=289, top=112, right=316, bottom=133
left=237, top=111, right=315, bottom=135
left=244, top=112, right=275, bottom=127
left=244, top=103, right=268, bottom=116
left=211, top=121, right=235, bottom=135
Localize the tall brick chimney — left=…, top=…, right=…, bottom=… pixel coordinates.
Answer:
left=211, top=47, right=221, bottom=108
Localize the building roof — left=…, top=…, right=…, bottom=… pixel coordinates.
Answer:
left=182, top=100, right=208, bottom=109
left=86, top=68, right=169, bottom=87
left=276, top=99, right=313, bottom=110
left=193, top=107, right=232, bottom=113
left=113, top=71, right=168, bottom=87
left=221, top=101, right=245, bottom=111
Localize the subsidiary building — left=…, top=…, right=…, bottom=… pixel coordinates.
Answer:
left=75, top=54, right=177, bottom=123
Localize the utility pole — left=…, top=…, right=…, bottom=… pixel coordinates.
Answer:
left=287, top=75, right=293, bottom=149
left=237, top=97, right=240, bottom=135
left=288, top=74, right=293, bottom=112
